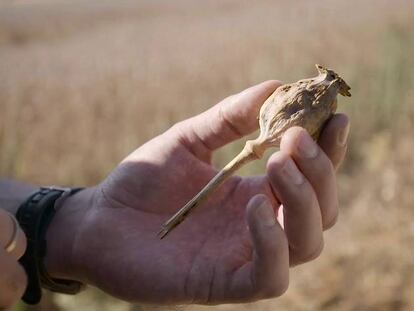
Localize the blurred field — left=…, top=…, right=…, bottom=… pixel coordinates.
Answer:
left=1, top=0, right=414, bottom=310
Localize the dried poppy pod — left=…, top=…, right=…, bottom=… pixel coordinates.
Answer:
left=159, top=64, right=351, bottom=239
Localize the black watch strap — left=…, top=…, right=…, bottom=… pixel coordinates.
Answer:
left=16, top=187, right=85, bottom=305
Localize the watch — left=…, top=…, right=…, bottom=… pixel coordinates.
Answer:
left=16, top=186, right=86, bottom=304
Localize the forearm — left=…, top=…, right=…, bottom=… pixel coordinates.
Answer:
left=0, top=179, right=37, bottom=215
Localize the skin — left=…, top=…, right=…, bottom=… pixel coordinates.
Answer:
left=0, top=209, right=27, bottom=309
left=0, top=80, right=350, bottom=307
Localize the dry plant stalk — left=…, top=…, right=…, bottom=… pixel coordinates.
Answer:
left=159, top=64, right=351, bottom=239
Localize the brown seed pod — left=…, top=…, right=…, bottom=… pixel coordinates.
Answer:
left=158, top=64, right=351, bottom=239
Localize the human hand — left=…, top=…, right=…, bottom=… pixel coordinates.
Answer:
left=45, top=81, right=349, bottom=304
left=0, top=209, right=27, bottom=309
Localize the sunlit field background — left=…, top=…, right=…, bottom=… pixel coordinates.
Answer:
left=1, top=0, right=414, bottom=310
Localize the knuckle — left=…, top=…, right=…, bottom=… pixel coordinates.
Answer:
left=266, top=153, right=289, bottom=178
left=168, top=120, right=186, bottom=133
left=227, top=93, right=238, bottom=103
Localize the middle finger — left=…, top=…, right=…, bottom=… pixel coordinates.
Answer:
left=266, top=152, right=323, bottom=266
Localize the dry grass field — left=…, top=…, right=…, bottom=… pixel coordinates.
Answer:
left=1, top=0, right=414, bottom=310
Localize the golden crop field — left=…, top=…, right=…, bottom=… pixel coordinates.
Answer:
left=1, top=0, right=414, bottom=310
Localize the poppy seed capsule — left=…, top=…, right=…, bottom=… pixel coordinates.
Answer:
left=249, top=64, right=351, bottom=158
left=159, top=64, right=351, bottom=239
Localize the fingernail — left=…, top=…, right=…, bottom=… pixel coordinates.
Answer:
left=256, top=197, right=276, bottom=227
left=282, top=158, right=305, bottom=185
left=337, top=123, right=350, bottom=147
left=297, top=131, right=318, bottom=158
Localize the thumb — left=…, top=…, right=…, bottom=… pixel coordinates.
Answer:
left=176, top=81, right=281, bottom=157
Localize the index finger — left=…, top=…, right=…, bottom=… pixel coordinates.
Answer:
left=174, top=81, right=282, bottom=160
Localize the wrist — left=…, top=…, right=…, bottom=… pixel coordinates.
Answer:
left=44, top=187, right=96, bottom=282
